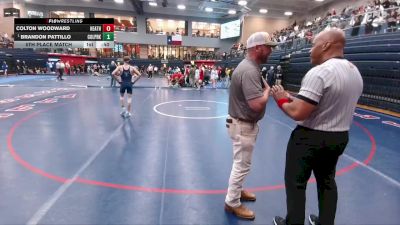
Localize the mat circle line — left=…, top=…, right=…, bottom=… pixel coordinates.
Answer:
left=7, top=104, right=376, bottom=194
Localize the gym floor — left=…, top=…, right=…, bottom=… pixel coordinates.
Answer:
left=0, top=75, right=399, bottom=225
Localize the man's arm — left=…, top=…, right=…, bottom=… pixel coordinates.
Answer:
left=247, top=87, right=270, bottom=113
left=247, top=78, right=271, bottom=113
left=131, top=66, right=141, bottom=76
left=271, top=85, right=317, bottom=121
left=112, top=66, right=121, bottom=83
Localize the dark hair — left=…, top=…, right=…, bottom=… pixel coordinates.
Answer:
left=123, top=56, right=130, bottom=62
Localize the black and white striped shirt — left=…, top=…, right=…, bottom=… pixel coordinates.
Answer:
left=297, top=58, right=363, bottom=132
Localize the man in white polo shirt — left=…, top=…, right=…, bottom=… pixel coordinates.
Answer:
left=224, top=32, right=277, bottom=220
left=272, top=28, right=363, bottom=225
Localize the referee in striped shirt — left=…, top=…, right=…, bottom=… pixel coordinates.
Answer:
left=272, top=28, right=363, bottom=225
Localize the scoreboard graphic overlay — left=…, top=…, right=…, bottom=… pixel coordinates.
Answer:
left=14, top=18, right=114, bottom=49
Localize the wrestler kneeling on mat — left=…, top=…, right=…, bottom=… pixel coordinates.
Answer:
left=112, top=56, right=141, bottom=118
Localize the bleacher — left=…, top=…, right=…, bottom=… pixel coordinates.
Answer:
left=0, top=48, right=48, bottom=73
left=216, top=49, right=285, bottom=69
left=214, top=29, right=400, bottom=113
left=284, top=31, right=400, bottom=113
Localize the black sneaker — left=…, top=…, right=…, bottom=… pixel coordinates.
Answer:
left=273, top=216, right=287, bottom=225
left=308, top=214, right=320, bottom=225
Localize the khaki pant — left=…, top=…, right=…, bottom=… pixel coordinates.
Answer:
left=225, top=116, right=259, bottom=207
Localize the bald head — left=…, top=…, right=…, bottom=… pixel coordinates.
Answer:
left=315, top=28, right=346, bottom=47
left=310, top=28, right=346, bottom=65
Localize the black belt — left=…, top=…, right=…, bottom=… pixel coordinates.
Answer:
left=226, top=117, right=256, bottom=124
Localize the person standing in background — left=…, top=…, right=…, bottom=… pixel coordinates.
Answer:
left=275, top=65, right=283, bottom=85
left=261, top=66, right=267, bottom=79
left=2, top=61, right=8, bottom=77
left=16, top=59, right=21, bottom=76
left=109, top=61, right=117, bottom=87
left=266, top=66, right=275, bottom=87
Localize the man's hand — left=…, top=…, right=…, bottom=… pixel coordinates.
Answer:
left=271, top=85, right=289, bottom=101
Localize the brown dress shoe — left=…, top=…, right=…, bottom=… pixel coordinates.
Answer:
left=224, top=203, right=255, bottom=220
left=240, top=190, right=256, bottom=201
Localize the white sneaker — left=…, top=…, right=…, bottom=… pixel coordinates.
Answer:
left=120, top=108, right=126, bottom=117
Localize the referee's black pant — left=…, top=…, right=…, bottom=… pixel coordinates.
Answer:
left=285, top=126, right=348, bottom=225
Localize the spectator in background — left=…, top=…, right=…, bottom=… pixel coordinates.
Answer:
left=16, top=59, right=21, bottom=76
left=2, top=61, right=8, bottom=77
left=154, top=66, right=159, bottom=77
left=198, top=64, right=205, bottom=90
left=364, top=12, right=374, bottom=35
left=387, top=10, right=399, bottom=32
left=275, top=65, right=283, bottom=85
left=219, top=66, right=227, bottom=87
left=305, top=30, right=313, bottom=44
left=22, top=61, right=27, bottom=74
left=261, top=66, right=267, bottom=80
left=194, top=66, right=200, bottom=88
left=147, top=64, right=153, bottom=79
left=351, top=15, right=362, bottom=36
left=382, top=0, right=391, bottom=8
left=56, top=60, right=65, bottom=80
left=46, top=61, right=52, bottom=73
left=65, top=61, right=71, bottom=75
left=266, top=66, right=276, bottom=87
left=109, top=61, right=117, bottom=87
left=210, top=66, right=218, bottom=88
left=184, top=65, right=190, bottom=85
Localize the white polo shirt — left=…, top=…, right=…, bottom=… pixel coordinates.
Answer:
left=297, top=58, right=363, bottom=132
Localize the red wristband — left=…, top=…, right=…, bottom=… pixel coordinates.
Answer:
left=277, top=98, right=290, bottom=109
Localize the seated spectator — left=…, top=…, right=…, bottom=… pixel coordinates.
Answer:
left=387, top=10, right=399, bottom=32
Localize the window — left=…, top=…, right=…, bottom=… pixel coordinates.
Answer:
left=146, top=19, right=187, bottom=36
left=146, top=45, right=188, bottom=60
left=49, top=11, right=84, bottom=18
left=95, top=14, right=137, bottom=32
left=97, top=43, right=140, bottom=58
left=192, top=22, right=220, bottom=38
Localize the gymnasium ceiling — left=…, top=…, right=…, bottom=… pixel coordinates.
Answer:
left=17, top=0, right=336, bottom=19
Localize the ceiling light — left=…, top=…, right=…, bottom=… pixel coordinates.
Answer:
left=177, top=4, right=186, bottom=10
left=259, top=9, right=268, bottom=14
left=228, top=9, right=236, bottom=14
left=315, top=0, right=324, bottom=1
left=205, top=7, right=213, bottom=12
left=149, top=2, right=157, bottom=6
left=211, top=0, right=216, bottom=1
left=238, top=0, right=247, bottom=6
left=284, top=11, right=293, bottom=16
left=114, top=0, right=123, bottom=3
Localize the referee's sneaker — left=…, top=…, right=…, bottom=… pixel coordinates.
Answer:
left=273, top=214, right=320, bottom=225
